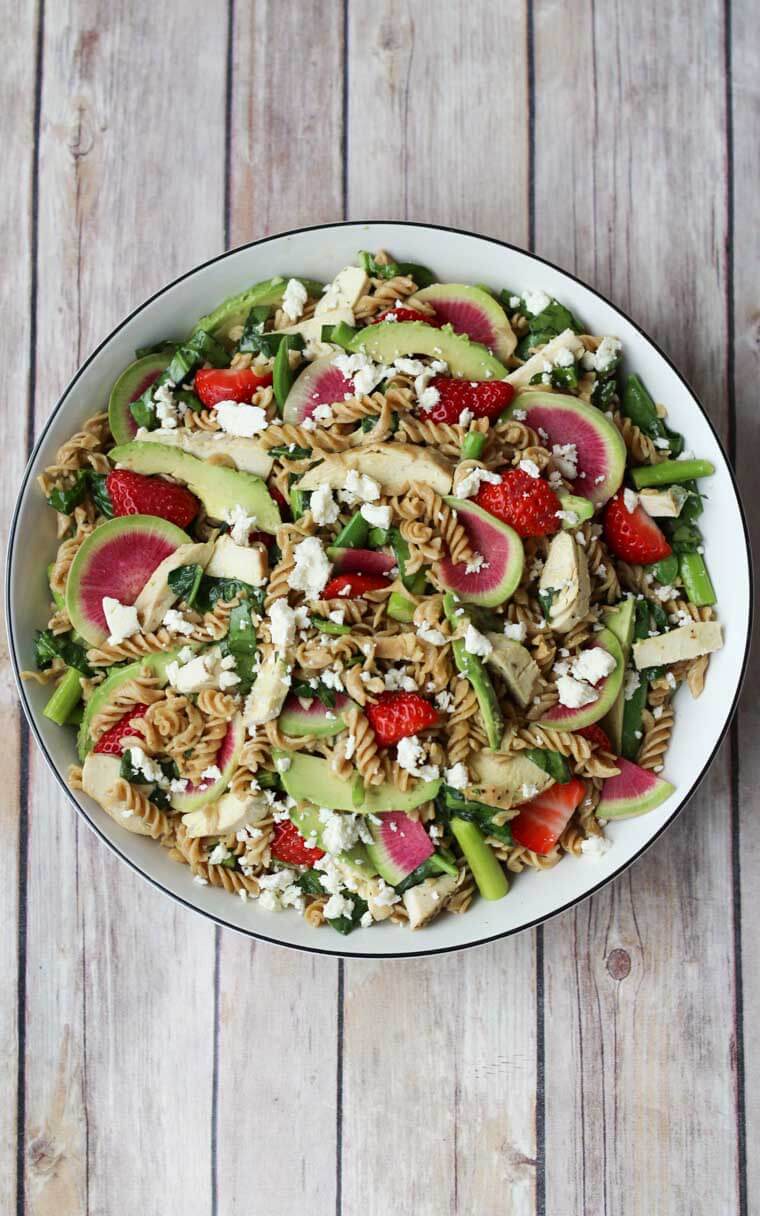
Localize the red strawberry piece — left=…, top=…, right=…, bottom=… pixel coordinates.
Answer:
left=511, top=778, right=586, bottom=855
left=603, top=491, right=672, bottom=564
left=271, top=818, right=325, bottom=865
left=93, top=704, right=148, bottom=756
left=194, top=366, right=273, bottom=407
left=106, top=469, right=200, bottom=528
left=424, top=376, right=515, bottom=425
left=475, top=468, right=562, bottom=538
left=322, top=572, right=390, bottom=599
left=578, top=723, right=613, bottom=751
left=366, top=691, right=439, bottom=747
left=370, top=307, right=443, bottom=327
left=248, top=529, right=275, bottom=549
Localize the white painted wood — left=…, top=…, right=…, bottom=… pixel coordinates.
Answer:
left=732, top=0, right=759, bottom=1207
left=227, top=0, right=346, bottom=240
left=534, top=2, right=742, bottom=1212
left=0, top=2, right=37, bottom=1207
left=343, top=7, right=538, bottom=1215
left=23, top=3, right=226, bottom=1212
left=212, top=6, right=345, bottom=1213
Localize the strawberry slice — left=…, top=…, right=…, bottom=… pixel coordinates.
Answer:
left=370, top=307, right=443, bottom=327
left=424, top=376, right=515, bottom=424
left=603, top=491, right=672, bottom=564
left=322, top=572, right=390, bottom=599
left=366, top=691, right=439, bottom=747
left=106, top=469, right=200, bottom=528
left=578, top=723, right=612, bottom=751
left=475, top=468, right=562, bottom=538
left=511, top=778, right=586, bottom=855
left=271, top=818, right=325, bottom=866
left=93, top=704, right=148, bottom=756
left=194, top=366, right=273, bottom=407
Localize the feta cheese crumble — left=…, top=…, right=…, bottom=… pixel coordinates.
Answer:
left=463, top=623, right=493, bottom=658
left=268, top=598, right=297, bottom=650
left=215, top=401, right=268, bottom=437
left=580, top=834, right=612, bottom=860
left=523, top=289, right=551, bottom=316
left=225, top=504, right=258, bottom=546
left=396, top=735, right=440, bottom=782
left=503, top=621, right=527, bottom=642
left=282, top=278, right=308, bottom=322
left=454, top=467, right=501, bottom=499
left=310, top=483, right=340, bottom=526
left=360, top=502, right=392, bottom=530
left=518, top=458, right=541, bottom=479
left=288, top=536, right=330, bottom=600
left=102, top=597, right=140, bottom=645
left=339, top=469, right=381, bottom=505
left=445, top=763, right=469, bottom=790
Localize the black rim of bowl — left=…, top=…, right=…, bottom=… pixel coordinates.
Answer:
left=6, top=220, right=754, bottom=960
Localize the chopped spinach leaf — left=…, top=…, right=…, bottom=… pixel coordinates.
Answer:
left=168, top=563, right=204, bottom=608
left=34, top=629, right=92, bottom=676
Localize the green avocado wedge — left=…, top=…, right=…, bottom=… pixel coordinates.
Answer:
left=348, top=320, right=507, bottom=380
left=194, top=276, right=323, bottom=344
left=275, top=751, right=440, bottom=813
left=77, top=650, right=184, bottom=761
left=108, top=441, right=281, bottom=533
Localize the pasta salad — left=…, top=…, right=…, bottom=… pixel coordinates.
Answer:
left=29, top=251, right=723, bottom=934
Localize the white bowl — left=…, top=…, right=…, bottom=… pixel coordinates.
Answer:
left=7, top=221, right=752, bottom=958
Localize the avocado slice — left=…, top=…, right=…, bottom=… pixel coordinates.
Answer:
left=194, top=276, right=323, bottom=344
left=108, top=441, right=281, bottom=533
left=600, top=596, right=636, bottom=752
left=275, top=751, right=440, bottom=813
left=77, top=649, right=182, bottom=760
left=348, top=320, right=507, bottom=380
left=290, top=803, right=378, bottom=883
left=466, top=750, right=554, bottom=810
left=557, top=492, right=595, bottom=529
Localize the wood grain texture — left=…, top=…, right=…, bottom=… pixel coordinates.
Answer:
left=343, top=7, right=537, bottom=1216
left=533, top=1, right=742, bottom=1212
left=211, top=5, right=346, bottom=1213
left=227, top=0, right=345, bottom=238
left=1, top=5, right=39, bottom=1211
left=732, top=0, right=758, bottom=1207
left=24, top=4, right=226, bottom=1213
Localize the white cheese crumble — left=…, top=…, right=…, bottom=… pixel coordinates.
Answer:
left=454, top=466, right=501, bottom=499
left=102, top=597, right=140, bottom=645
left=360, top=502, right=392, bottom=530
left=396, top=735, right=440, bottom=782
left=503, top=621, right=527, bottom=642
left=463, top=623, right=493, bottom=658
left=310, top=483, right=340, bottom=525
left=418, top=385, right=441, bottom=412
left=162, top=608, right=195, bottom=636
left=225, top=504, right=258, bottom=546
left=593, top=336, right=622, bottom=372
left=268, top=598, right=297, bottom=651
left=333, top=351, right=390, bottom=396
left=384, top=666, right=417, bottom=692
left=282, top=278, right=308, bottom=322
left=435, top=689, right=453, bottom=712
left=393, top=357, right=426, bottom=376
left=519, top=458, right=541, bottom=479
left=288, top=536, right=330, bottom=600
left=339, top=469, right=381, bottom=505
left=417, top=623, right=447, bottom=646
left=580, top=834, right=612, bottom=860
left=215, top=401, right=268, bottom=437
left=556, top=674, right=599, bottom=709
left=551, top=443, right=578, bottom=480
left=445, top=763, right=469, bottom=790
left=624, top=668, right=641, bottom=701
left=571, top=646, right=617, bottom=685
left=523, top=289, right=551, bottom=316
left=154, top=381, right=180, bottom=428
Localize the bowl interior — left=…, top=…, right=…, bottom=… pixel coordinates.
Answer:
left=8, top=222, right=751, bottom=957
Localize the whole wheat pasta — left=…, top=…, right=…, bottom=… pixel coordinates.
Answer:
left=343, top=704, right=384, bottom=786
left=612, top=410, right=664, bottom=465
left=637, top=705, right=675, bottom=770
left=107, top=779, right=173, bottom=840
left=445, top=678, right=480, bottom=767
left=89, top=673, right=166, bottom=742
left=196, top=689, right=240, bottom=719
left=396, top=482, right=475, bottom=566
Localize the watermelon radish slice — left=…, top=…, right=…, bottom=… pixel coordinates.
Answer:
left=279, top=693, right=352, bottom=738
left=596, top=758, right=675, bottom=819
left=171, top=714, right=245, bottom=812
left=503, top=391, right=626, bottom=505
left=538, top=628, right=624, bottom=731
left=408, top=283, right=517, bottom=361
left=282, top=356, right=354, bottom=425
left=437, top=498, right=524, bottom=608
left=108, top=353, right=173, bottom=444
left=365, top=811, right=434, bottom=884
left=65, top=514, right=192, bottom=646
left=326, top=547, right=396, bottom=577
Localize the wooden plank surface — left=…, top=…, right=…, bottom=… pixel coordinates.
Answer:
left=533, top=3, right=744, bottom=1213
left=732, top=0, right=758, bottom=1208
left=22, top=4, right=225, bottom=1213
left=2, top=2, right=39, bottom=1213
left=3, top=1, right=756, bottom=1213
